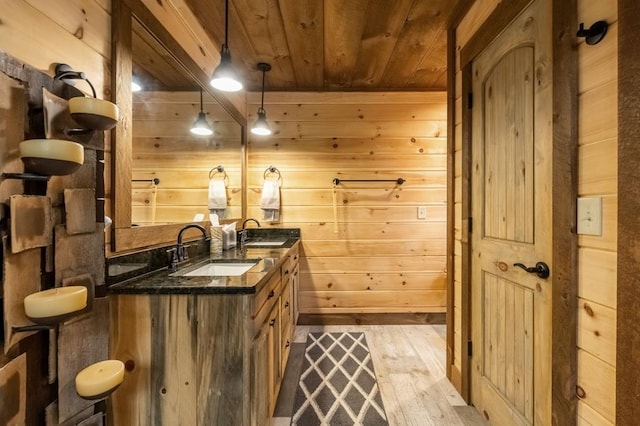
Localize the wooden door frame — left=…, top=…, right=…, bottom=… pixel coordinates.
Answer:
left=446, top=0, right=578, bottom=423
left=617, top=0, right=640, bottom=423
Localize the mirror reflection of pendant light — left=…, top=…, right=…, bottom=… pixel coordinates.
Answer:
left=210, top=0, right=243, bottom=92
left=190, top=89, right=214, bottom=136
left=251, top=63, right=272, bottom=136
left=131, top=78, right=142, bottom=92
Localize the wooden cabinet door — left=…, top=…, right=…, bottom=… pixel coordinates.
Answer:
left=251, top=326, right=269, bottom=426
left=266, top=302, right=281, bottom=415
left=470, top=0, right=552, bottom=424
left=292, top=263, right=299, bottom=324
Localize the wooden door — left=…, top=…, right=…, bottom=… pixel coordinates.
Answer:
left=470, top=0, right=552, bottom=424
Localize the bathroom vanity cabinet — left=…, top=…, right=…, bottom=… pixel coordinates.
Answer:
left=108, top=241, right=299, bottom=426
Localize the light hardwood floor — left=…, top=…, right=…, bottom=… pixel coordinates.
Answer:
left=272, top=324, right=487, bottom=425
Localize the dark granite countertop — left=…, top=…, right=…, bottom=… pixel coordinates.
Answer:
left=107, top=228, right=300, bottom=295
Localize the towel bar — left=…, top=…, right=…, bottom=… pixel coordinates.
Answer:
left=332, top=178, right=405, bottom=185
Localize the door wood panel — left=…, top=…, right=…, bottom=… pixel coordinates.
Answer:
left=470, top=0, right=553, bottom=424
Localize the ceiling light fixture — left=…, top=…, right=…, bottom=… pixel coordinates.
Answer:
left=251, top=63, right=272, bottom=136
left=190, top=89, right=214, bottom=136
left=210, top=0, right=243, bottom=92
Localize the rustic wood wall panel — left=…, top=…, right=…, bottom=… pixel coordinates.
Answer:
left=0, top=1, right=110, bottom=422
left=131, top=91, right=242, bottom=225
left=576, top=1, right=618, bottom=424
left=247, top=91, right=447, bottom=315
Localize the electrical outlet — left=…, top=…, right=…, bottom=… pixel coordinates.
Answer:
left=577, top=197, right=602, bottom=236
left=417, top=206, right=427, bottom=219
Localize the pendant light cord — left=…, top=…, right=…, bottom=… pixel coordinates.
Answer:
left=199, top=89, right=204, bottom=112
left=260, top=67, right=266, bottom=109
left=224, top=0, right=229, bottom=51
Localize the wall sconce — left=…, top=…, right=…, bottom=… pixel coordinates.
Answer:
left=251, top=63, right=272, bottom=136
left=210, top=0, right=243, bottom=92
left=576, top=21, right=608, bottom=45
left=190, top=89, right=213, bottom=136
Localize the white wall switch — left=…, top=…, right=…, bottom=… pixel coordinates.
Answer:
left=577, top=197, right=602, bottom=236
left=417, top=206, right=427, bottom=219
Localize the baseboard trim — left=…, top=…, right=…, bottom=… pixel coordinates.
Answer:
left=297, top=312, right=446, bottom=325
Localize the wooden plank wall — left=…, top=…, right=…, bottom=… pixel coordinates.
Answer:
left=246, top=92, right=448, bottom=315
left=130, top=91, right=242, bottom=225
left=451, top=0, right=500, bottom=391
left=576, top=1, right=618, bottom=424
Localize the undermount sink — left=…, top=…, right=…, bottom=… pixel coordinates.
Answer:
left=171, top=260, right=260, bottom=277
left=243, top=240, right=287, bottom=247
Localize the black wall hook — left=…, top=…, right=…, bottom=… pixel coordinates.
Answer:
left=576, top=21, right=608, bottom=45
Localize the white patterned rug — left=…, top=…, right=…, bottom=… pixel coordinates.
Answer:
left=291, top=332, right=388, bottom=425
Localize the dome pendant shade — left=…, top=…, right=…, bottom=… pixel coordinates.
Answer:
left=251, top=62, right=272, bottom=137
left=210, top=49, right=243, bottom=92
left=190, top=111, right=214, bottom=136
left=251, top=108, right=272, bottom=136
left=210, top=0, right=243, bottom=92
left=190, top=90, right=213, bottom=136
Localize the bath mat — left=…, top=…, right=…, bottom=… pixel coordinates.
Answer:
left=291, top=332, right=388, bottom=425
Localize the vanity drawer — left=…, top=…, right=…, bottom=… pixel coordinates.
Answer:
left=252, top=271, right=281, bottom=335
left=281, top=244, right=299, bottom=285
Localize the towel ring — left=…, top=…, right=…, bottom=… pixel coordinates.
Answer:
left=209, top=165, right=227, bottom=180
left=263, top=166, right=282, bottom=183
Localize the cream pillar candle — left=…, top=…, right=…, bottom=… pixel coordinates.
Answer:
left=23, top=286, right=87, bottom=322
left=75, top=360, right=125, bottom=399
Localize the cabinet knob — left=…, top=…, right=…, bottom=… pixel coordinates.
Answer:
left=268, top=290, right=275, bottom=298
left=269, top=319, right=276, bottom=327
left=284, top=301, right=289, bottom=308
left=285, top=340, right=290, bottom=348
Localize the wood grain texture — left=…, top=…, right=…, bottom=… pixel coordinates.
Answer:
left=196, top=295, right=248, bottom=425
left=617, top=0, right=640, bottom=423
left=57, top=298, right=109, bottom=424
left=551, top=2, right=579, bottom=425
left=110, top=253, right=296, bottom=426
left=0, top=353, right=27, bottom=426
left=245, top=89, right=449, bottom=316
left=3, top=247, right=41, bottom=353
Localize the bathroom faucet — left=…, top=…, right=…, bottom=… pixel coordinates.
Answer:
left=239, top=218, right=261, bottom=248
left=168, top=224, right=208, bottom=269
left=242, top=218, right=261, bottom=229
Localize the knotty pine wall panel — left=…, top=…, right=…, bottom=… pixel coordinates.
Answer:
left=247, top=91, right=447, bottom=315
left=576, top=1, right=618, bottom=423
left=131, top=91, right=242, bottom=225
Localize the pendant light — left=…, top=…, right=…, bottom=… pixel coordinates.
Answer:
left=251, top=63, right=272, bottom=136
left=210, top=0, right=243, bottom=92
left=190, top=89, right=214, bottom=136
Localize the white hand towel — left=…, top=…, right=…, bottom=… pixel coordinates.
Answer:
left=208, top=179, right=227, bottom=211
left=261, top=180, right=280, bottom=222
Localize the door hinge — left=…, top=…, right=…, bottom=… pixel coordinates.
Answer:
left=468, top=217, right=473, bottom=233
left=467, top=340, right=473, bottom=357
left=467, top=92, right=473, bottom=109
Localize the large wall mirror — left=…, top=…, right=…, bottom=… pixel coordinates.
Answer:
left=110, top=0, right=246, bottom=253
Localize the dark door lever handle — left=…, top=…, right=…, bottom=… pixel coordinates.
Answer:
left=513, top=262, right=550, bottom=279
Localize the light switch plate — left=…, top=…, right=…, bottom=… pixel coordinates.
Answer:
left=577, top=197, right=602, bottom=236
left=417, top=206, right=427, bottom=219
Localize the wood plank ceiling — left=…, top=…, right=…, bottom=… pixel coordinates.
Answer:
left=184, top=0, right=460, bottom=92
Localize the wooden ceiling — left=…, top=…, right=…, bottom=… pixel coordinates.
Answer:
left=183, top=0, right=460, bottom=92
